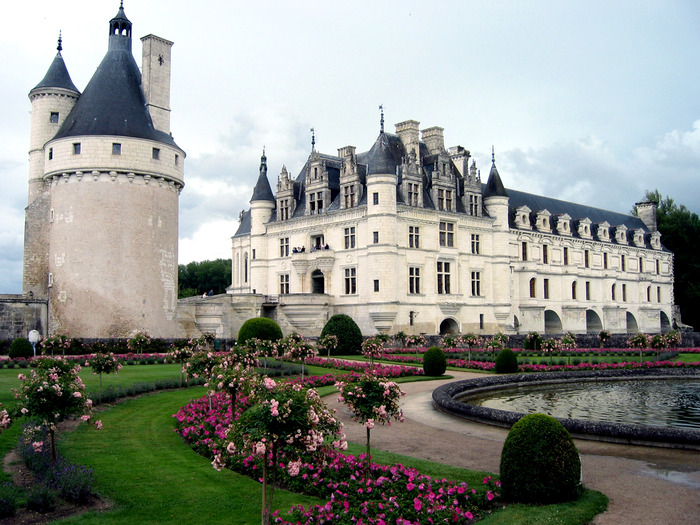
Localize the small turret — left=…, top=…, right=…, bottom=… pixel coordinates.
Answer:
left=483, top=147, right=509, bottom=231
left=250, top=148, right=275, bottom=203
left=109, top=1, right=132, bottom=52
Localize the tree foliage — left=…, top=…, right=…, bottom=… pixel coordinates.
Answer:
left=178, top=259, right=232, bottom=298
left=635, top=190, right=700, bottom=329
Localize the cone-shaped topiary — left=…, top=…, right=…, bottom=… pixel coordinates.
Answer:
left=500, top=413, right=582, bottom=504
left=423, top=346, right=447, bottom=376
left=320, top=314, right=362, bottom=355
left=494, top=348, right=518, bottom=373
left=237, top=317, right=283, bottom=346
left=9, top=338, right=34, bottom=359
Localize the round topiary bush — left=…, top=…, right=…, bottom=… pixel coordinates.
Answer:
left=320, top=314, right=362, bottom=355
left=237, top=317, right=283, bottom=346
left=9, top=338, right=34, bottom=359
left=494, top=348, right=518, bottom=373
left=500, top=413, right=582, bottom=504
left=423, top=346, right=447, bottom=376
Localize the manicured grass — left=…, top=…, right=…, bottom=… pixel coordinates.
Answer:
left=480, top=489, right=608, bottom=525
left=55, top=388, right=324, bottom=524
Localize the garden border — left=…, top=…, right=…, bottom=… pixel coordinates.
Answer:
left=432, top=368, right=700, bottom=450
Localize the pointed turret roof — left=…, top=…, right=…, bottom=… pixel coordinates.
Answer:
left=31, top=34, right=79, bottom=94
left=364, top=131, right=404, bottom=175
left=251, top=149, right=275, bottom=202
left=52, top=3, right=177, bottom=146
left=483, top=147, right=508, bottom=198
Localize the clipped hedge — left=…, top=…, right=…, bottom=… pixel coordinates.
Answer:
left=494, top=348, right=518, bottom=374
left=500, top=413, right=582, bottom=504
left=320, top=315, right=363, bottom=355
left=237, top=317, right=283, bottom=346
left=423, top=346, right=447, bottom=376
left=9, top=338, right=34, bottom=359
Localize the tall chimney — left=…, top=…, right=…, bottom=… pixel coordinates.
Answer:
left=141, top=34, right=173, bottom=134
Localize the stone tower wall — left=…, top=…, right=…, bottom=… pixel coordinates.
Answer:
left=45, top=136, right=184, bottom=338
left=24, top=88, right=79, bottom=299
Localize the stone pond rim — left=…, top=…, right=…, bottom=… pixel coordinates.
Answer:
left=432, top=368, right=700, bottom=451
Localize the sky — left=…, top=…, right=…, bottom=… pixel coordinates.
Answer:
left=2, top=0, right=700, bottom=293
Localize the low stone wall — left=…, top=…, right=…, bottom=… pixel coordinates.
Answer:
left=0, top=296, right=47, bottom=341
left=432, top=368, right=700, bottom=450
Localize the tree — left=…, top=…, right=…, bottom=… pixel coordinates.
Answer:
left=635, top=190, right=700, bottom=329
left=178, top=259, right=232, bottom=298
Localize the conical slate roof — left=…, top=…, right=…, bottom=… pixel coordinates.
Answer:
left=365, top=132, right=404, bottom=175
left=483, top=159, right=508, bottom=198
left=251, top=150, right=275, bottom=202
left=52, top=5, right=177, bottom=146
left=31, top=37, right=79, bottom=94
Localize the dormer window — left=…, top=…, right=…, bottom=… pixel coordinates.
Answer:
left=555, top=214, right=572, bottom=236
left=632, top=229, right=645, bottom=247
left=615, top=225, right=628, bottom=244
left=515, top=206, right=532, bottom=229
left=596, top=221, right=610, bottom=242
left=536, top=210, right=551, bottom=232
left=577, top=218, right=592, bottom=239
left=650, top=231, right=662, bottom=250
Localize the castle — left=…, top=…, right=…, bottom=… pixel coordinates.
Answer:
left=20, top=4, right=185, bottom=338
left=4, top=5, right=675, bottom=341
left=230, top=119, right=674, bottom=337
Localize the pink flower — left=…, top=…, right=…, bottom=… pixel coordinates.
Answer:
left=365, top=419, right=375, bottom=430
left=413, top=497, right=422, bottom=511
left=73, top=391, right=82, bottom=398
left=407, top=482, right=415, bottom=491
left=94, top=420, right=102, bottom=430
left=80, top=415, right=90, bottom=422
left=32, top=441, right=44, bottom=453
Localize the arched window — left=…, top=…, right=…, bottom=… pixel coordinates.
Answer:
left=572, top=281, right=577, bottom=300
left=529, top=278, right=536, bottom=298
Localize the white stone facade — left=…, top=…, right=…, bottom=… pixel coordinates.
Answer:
left=230, top=122, right=674, bottom=338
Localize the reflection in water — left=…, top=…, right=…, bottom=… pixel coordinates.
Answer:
left=461, top=379, right=700, bottom=429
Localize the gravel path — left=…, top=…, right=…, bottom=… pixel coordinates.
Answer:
left=330, top=372, right=700, bottom=525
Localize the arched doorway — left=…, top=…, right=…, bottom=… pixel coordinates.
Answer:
left=544, top=310, right=562, bottom=334
left=439, top=318, right=459, bottom=335
left=660, top=311, right=671, bottom=332
left=311, top=269, right=324, bottom=294
left=585, top=310, right=602, bottom=334
left=626, top=312, right=638, bottom=333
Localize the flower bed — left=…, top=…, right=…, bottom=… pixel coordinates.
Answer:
left=174, top=386, right=500, bottom=523
left=376, top=349, right=700, bottom=372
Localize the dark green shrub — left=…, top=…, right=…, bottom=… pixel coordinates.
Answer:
left=320, top=314, right=363, bottom=355
left=423, top=346, right=447, bottom=376
left=500, top=413, right=582, bottom=504
left=494, top=348, right=518, bottom=373
left=237, top=317, right=283, bottom=346
left=26, top=485, right=57, bottom=513
left=9, top=337, right=33, bottom=359
left=0, top=483, right=19, bottom=518
left=523, top=331, right=542, bottom=350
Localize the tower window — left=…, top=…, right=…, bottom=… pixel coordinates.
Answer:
left=175, top=154, right=179, bottom=166
left=50, top=112, right=59, bottom=123
left=152, top=148, right=160, bottom=160
left=373, top=231, right=379, bottom=244
left=73, top=143, right=81, bottom=155
left=373, top=279, right=380, bottom=292
left=48, top=148, right=53, bottom=160
left=373, top=192, right=379, bottom=205
left=112, top=143, right=122, bottom=155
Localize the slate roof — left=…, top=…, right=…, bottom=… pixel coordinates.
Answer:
left=52, top=6, right=178, bottom=147
left=250, top=151, right=275, bottom=203
left=483, top=161, right=508, bottom=198
left=31, top=40, right=79, bottom=94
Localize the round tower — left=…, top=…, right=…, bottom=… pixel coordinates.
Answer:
left=40, top=4, right=186, bottom=338
left=24, top=34, right=80, bottom=299
left=248, top=150, right=275, bottom=292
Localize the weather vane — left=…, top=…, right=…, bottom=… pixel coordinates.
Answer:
left=310, top=127, right=315, bottom=151
left=379, top=104, right=385, bottom=133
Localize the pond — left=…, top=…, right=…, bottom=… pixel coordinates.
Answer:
left=461, top=378, right=700, bottom=430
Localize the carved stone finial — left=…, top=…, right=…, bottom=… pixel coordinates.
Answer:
left=379, top=104, right=385, bottom=133
left=57, top=31, right=63, bottom=52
